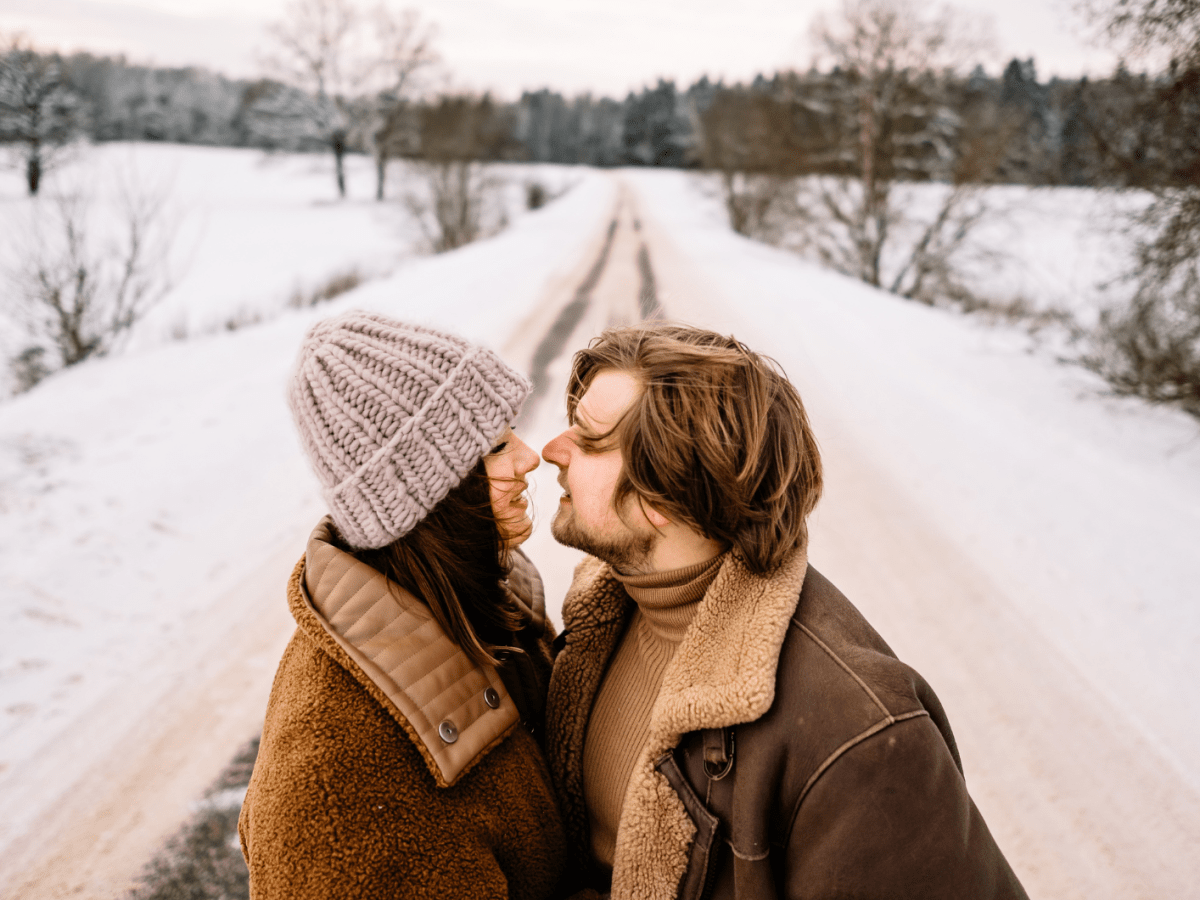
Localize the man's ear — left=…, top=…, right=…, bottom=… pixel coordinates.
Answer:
left=643, top=504, right=671, bottom=529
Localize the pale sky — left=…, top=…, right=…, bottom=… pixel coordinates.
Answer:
left=2, top=0, right=1121, bottom=99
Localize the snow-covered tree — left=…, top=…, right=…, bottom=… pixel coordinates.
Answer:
left=512, top=91, right=625, bottom=166
left=622, top=80, right=695, bottom=167
left=237, top=77, right=341, bottom=152
left=0, top=36, right=85, bottom=195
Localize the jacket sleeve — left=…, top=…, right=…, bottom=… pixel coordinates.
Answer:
left=783, top=713, right=1028, bottom=900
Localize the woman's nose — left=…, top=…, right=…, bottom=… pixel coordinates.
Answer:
left=515, top=438, right=540, bottom=475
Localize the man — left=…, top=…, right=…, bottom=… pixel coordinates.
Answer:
left=541, top=323, right=1027, bottom=900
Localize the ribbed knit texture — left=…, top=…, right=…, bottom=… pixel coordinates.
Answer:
left=288, top=312, right=530, bottom=549
left=583, top=554, right=724, bottom=867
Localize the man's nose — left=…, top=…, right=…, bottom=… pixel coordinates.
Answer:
left=542, top=431, right=569, bottom=468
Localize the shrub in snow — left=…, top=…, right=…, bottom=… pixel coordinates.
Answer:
left=9, top=346, right=49, bottom=393
left=1074, top=0, right=1200, bottom=418
left=1083, top=190, right=1200, bottom=417
left=286, top=266, right=365, bottom=308
left=695, top=85, right=810, bottom=243
left=6, top=178, right=174, bottom=371
left=401, top=95, right=514, bottom=253
left=525, top=180, right=547, bottom=210
left=403, top=160, right=505, bottom=252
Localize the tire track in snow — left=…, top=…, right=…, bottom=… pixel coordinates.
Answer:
left=512, top=177, right=670, bottom=618
left=519, top=215, right=618, bottom=429
left=518, top=187, right=663, bottom=430
left=633, top=215, right=662, bottom=320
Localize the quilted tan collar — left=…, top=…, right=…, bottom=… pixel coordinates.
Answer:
left=291, top=517, right=521, bottom=788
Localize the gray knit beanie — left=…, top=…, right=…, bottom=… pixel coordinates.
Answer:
left=288, top=311, right=530, bottom=550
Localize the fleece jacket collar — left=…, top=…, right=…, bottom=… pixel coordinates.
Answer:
left=289, top=517, right=521, bottom=788
left=551, top=545, right=808, bottom=900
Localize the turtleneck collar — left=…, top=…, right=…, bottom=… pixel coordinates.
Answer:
left=611, top=553, right=725, bottom=643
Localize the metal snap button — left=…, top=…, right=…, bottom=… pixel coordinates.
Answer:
left=484, top=687, right=500, bottom=709
left=438, top=720, right=458, bottom=743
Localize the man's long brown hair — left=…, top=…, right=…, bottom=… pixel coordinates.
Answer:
left=566, top=323, right=823, bottom=575
left=343, top=461, right=528, bottom=668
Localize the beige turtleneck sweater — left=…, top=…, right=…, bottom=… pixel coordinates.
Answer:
left=582, top=553, right=725, bottom=868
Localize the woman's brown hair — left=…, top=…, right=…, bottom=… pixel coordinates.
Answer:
left=566, top=323, right=823, bottom=575
left=341, top=460, right=528, bottom=668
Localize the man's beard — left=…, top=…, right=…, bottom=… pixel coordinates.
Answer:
left=550, top=504, right=655, bottom=571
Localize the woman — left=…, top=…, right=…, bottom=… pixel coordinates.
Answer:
left=238, top=311, right=565, bottom=899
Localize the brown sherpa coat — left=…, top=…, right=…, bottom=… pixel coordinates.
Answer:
left=238, top=518, right=566, bottom=900
left=546, top=547, right=1027, bottom=900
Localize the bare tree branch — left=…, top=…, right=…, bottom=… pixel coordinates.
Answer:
left=264, top=0, right=361, bottom=100
left=260, top=2, right=438, bottom=199
left=367, top=5, right=437, bottom=200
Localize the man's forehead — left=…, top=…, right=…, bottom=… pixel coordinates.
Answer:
left=576, top=369, right=641, bottom=431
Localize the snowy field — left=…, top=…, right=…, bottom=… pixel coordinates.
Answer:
left=1, top=144, right=1198, bottom=895
left=949, top=182, right=1147, bottom=320
left=0, top=144, right=582, bottom=391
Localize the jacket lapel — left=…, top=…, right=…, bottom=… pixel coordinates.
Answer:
left=554, top=548, right=808, bottom=900
left=545, top=556, right=632, bottom=859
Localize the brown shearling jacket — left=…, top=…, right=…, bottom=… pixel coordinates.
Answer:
left=546, top=547, right=1028, bottom=900
left=238, top=518, right=566, bottom=900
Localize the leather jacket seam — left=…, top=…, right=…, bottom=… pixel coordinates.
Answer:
left=785, top=710, right=931, bottom=848
left=795, top=620, right=890, bottom=716
left=727, top=837, right=771, bottom=862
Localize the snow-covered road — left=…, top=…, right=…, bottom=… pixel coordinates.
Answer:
left=2, top=164, right=1198, bottom=897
